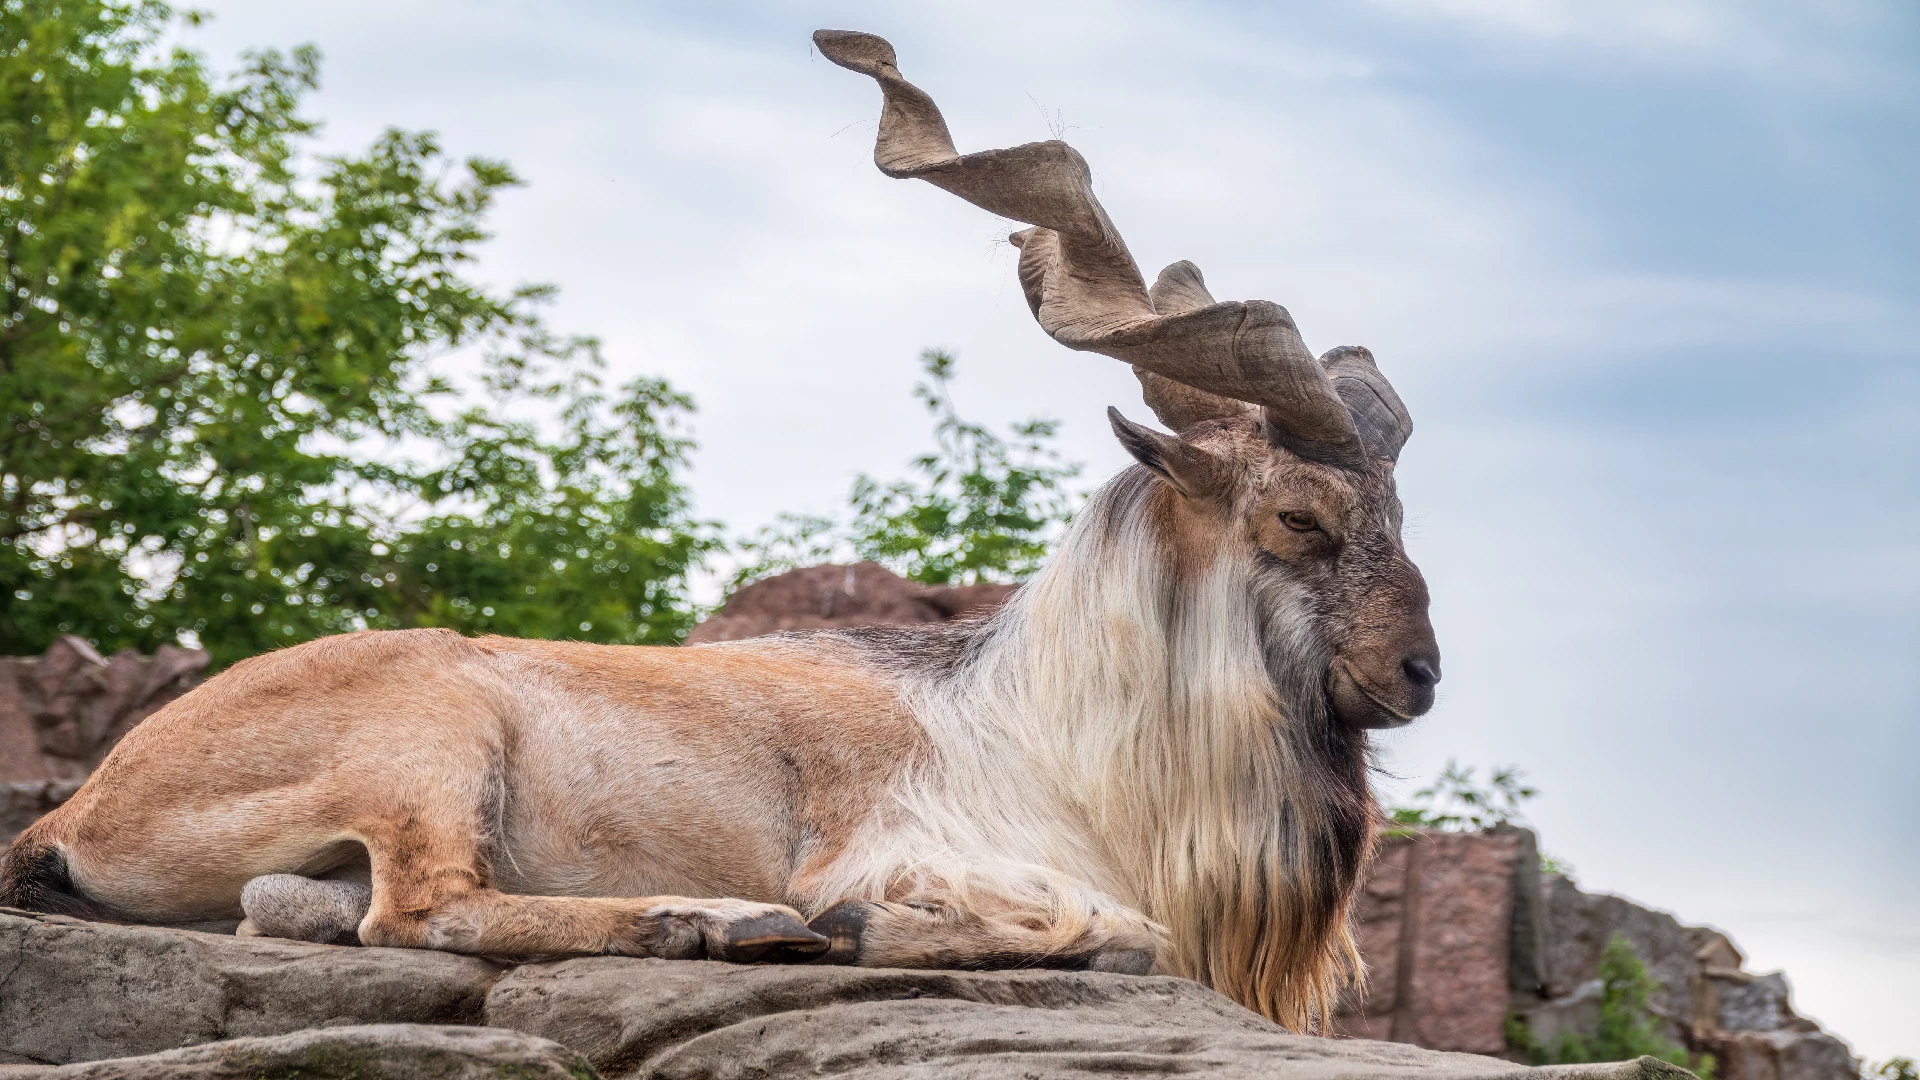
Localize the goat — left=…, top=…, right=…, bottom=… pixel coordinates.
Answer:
left=0, top=30, right=1439, bottom=1032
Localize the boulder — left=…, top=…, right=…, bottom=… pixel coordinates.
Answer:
left=0, top=910, right=502, bottom=1066
left=0, top=1025, right=596, bottom=1080
left=686, top=562, right=1016, bottom=644
left=0, top=908, right=1691, bottom=1080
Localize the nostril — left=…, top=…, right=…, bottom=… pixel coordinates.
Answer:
left=1402, top=655, right=1440, bottom=689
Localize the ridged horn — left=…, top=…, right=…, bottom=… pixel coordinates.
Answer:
left=1138, top=262, right=1256, bottom=433
left=816, top=28, right=1407, bottom=466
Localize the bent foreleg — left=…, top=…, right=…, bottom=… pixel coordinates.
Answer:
left=800, top=865, right=1165, bottom=974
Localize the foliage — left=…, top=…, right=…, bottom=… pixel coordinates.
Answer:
left=1508, top=934, right=1715, bottom=1079
left=1, top=0, right=712, bottom=666
left=734, top=348, right=1081, bottom=588
left=1386, top=760, right=1574, bottom=875
left=1388, top=760, right=1538, bottom=832
left=1865, top=1060, right=1917, bottom=1080
left=1537, top=850, right=1577, bottom=878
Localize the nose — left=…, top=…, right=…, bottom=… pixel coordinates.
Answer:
left=1401, top=653, right=1441, bottom=690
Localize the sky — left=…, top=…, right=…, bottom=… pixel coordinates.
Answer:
left=174, top=0, right=1917, bottom=1057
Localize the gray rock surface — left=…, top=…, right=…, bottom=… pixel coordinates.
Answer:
left=1540, top=873, right=1702, bottom=1040
left=0, top=1025, right=596, bottom=1079
left=0, top=909, right=501, bottom=1065
left=483, top=955, right=1685, bottom=1080
left=0, top=909, right=1693, bottom=1079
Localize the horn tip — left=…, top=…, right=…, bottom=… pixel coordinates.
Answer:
left=814, top=29, right=897, bottom=74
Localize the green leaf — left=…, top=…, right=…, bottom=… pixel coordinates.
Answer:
left=1, top=1, right=711, bottom=665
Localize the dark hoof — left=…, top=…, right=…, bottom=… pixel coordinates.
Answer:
left=1086, top=948, right=1155, bottom=976
left=715, top=912, right=831, bottom=964
left=802, top=900, right=873, bottom=965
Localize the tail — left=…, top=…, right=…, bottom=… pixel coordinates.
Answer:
left=0, top=836, right=118, bottom=920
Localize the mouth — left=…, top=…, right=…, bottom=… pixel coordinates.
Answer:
left=1330, top=659, right=1420, bottom=730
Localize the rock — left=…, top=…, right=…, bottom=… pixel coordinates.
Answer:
left=0, top=1025, right=597, bottom=1079
left=0, top=670, right=49, bottom=784
left=0, top=637, right=207, bottom=785
left=1337, top=829, right=1859, bottom=1080
left=0, top=907, right=1691, bottom=1080
left=1697, top=969, right=1860, bottom=1080
left=0, top=909, right=503, bottom=1066
left=0, top=781, right=81, bottom=847
left=686, top=562, right=1016, bottom=644
left=1336, top=827, right=1534, bottom=1054
left=1537, top=872, right=1700, bottom=1042
left=1711, top=1030, right=1860, bottom=1080
left=1714, top=971, right=1795, bottom=1033
left=482, top=957, right=1278, bottom=1077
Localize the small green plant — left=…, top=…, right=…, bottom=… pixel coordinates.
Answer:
left=1507, top=934, right=1715, bottom=1079
left=1865, top=1058, right=1917, bottom=1080
left=1538, top=851, right=1577, bottom=877
left=1385, top=761, right=1573, bottom=875
left=734, top=349, right=1082, bottom=589
left=1388, top=760, right=1537, bottom=832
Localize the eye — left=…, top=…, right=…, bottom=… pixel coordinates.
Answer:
left=1280, top=511, right=1319, bottom=532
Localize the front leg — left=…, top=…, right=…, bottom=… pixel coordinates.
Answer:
left=240, top=873, right=830, bottom=963
left=804, top=878, right=1164, bottom=975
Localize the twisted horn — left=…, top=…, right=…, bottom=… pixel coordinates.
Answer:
left=816, top=29, right=1408, bottom=466
left=1137, top=261, right=1260, bottom=433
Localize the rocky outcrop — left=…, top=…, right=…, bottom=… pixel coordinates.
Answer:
left=1339, top=828, right=1540, bottom=1053
left=1336, top=829, right=1858, bottom=1080
left=0, top=1025, right=597, bottom=1080
left=0, top=635, right=206, bottom=784
left=686, top=562, right=1016, bottom=644
left=0, top=908, right=1689, bottom=1080
left=1533, top=873, right=1858, bottom=1080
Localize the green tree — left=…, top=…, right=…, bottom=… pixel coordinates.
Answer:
left=1, top=0, right=712, bottom=665
left=735, top=348, right=1080, bottom=587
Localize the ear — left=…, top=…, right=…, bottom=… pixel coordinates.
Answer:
left=1107, top=407, right=1227, bottom=500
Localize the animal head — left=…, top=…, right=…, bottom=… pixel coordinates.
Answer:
left=818, top=29, right=1439, bottom=732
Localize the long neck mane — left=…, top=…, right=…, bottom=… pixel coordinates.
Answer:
left=861, top=468, right=1375, bottom=1029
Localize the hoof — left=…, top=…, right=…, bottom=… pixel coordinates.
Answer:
left=1086, top=948, right=1155, bottom=976
left=714, top=911, right=831, bottom=964
left=803, top=900, right=873, bottom=965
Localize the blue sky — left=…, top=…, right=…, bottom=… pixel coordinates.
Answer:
left=179, top=0, right=1917, bottom=1055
